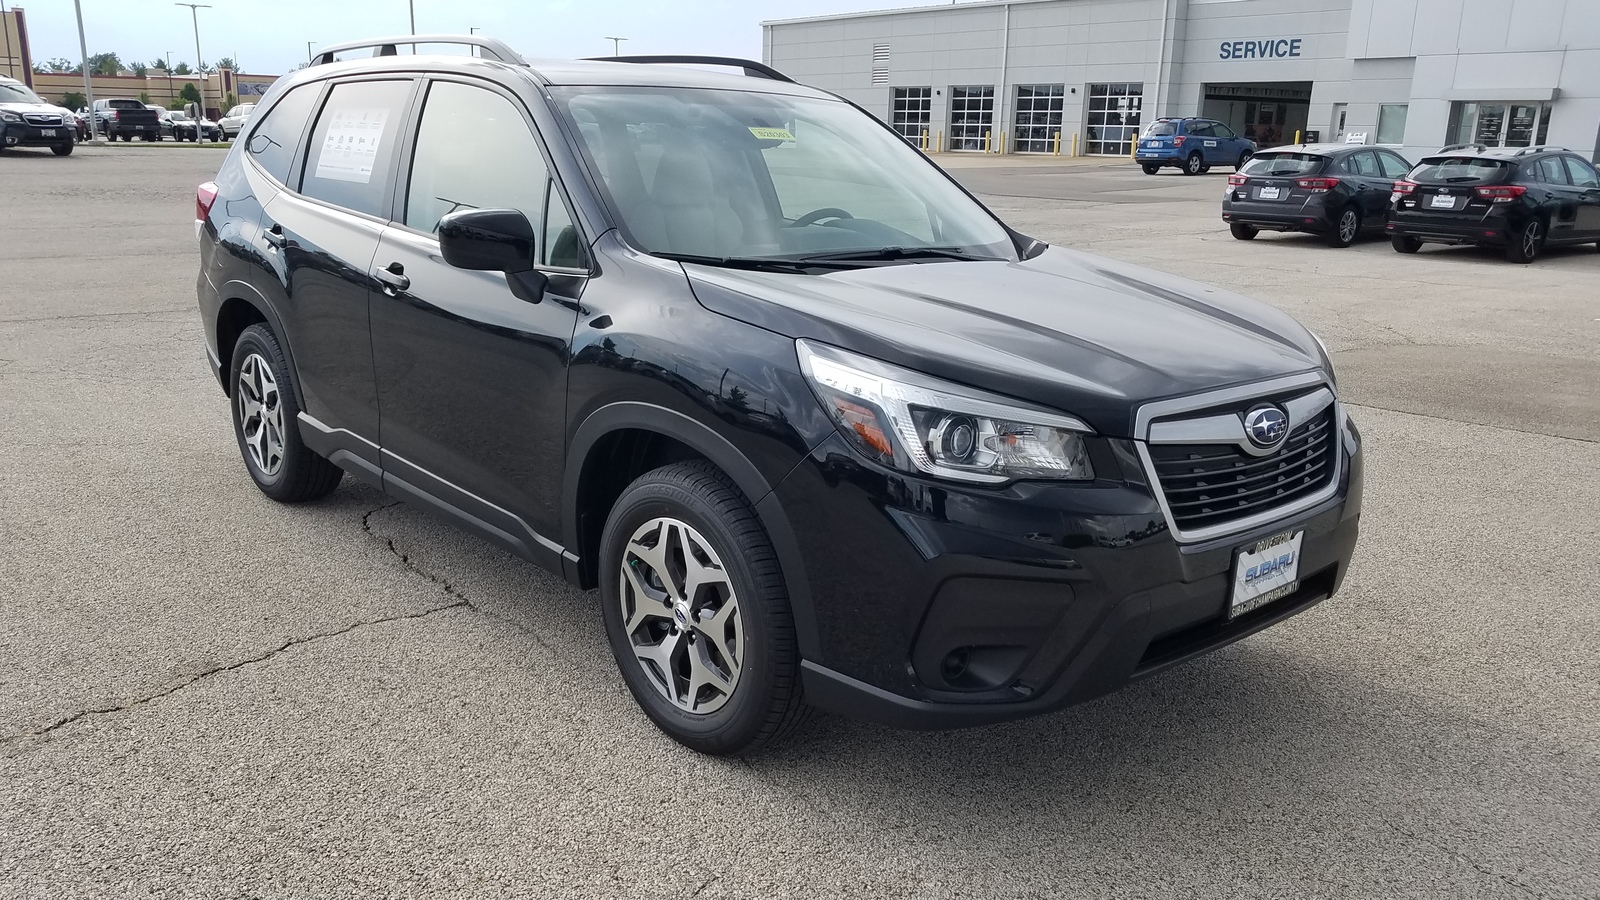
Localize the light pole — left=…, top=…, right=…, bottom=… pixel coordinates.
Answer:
left=307, top=41, right=315, bottom=62
left=605, top=36, right=627, bottom=56
left=175, top=3, right=210, bottom=116
left=2, top=0, right=14, bottom=81
left=72, top=0, right=100, bottom=141
left=408, top=0, right=415, bottom=35
left=165, top=51, right=173, bottom=106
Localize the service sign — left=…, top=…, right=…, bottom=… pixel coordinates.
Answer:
left=1220, top=38, right=1304, bottom=60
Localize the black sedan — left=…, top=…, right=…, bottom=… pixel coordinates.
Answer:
left=1223, top=143, right=1413, bottom=247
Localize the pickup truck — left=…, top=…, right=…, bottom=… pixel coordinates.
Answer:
left=92, top=98, right=162, bottom=141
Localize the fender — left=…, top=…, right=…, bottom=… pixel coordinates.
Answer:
left=563, top=401, right=821, bottom=658
left=216, top=278, right=302, bottom=402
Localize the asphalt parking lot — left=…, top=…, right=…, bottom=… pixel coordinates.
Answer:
left=2, top=143, right=1596, bottom=899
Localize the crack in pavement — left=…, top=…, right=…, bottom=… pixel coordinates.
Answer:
left=1381, top=817, right=1549, bottom=899
left=1344, top=401, right=1599, bottom=445
left=4, top=600, right=470, bottom=745
left=0, top=307, right=192, bottom=325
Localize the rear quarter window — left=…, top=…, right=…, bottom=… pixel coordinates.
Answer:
left=1407, top=157, right=1512, bottom=184
left=1241, top=153, right=1325, bottom=177
left=243, top=84, right=320, bottom=185
left=299, top=80, right=413, bottom=218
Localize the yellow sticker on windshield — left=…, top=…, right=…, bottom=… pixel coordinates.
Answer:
left=749, top=127, right=795, bottom=142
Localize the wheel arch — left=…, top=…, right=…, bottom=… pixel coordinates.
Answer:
left=563, top=402, right=820, bottom=658
left=214, top=281, right=297, bottom=399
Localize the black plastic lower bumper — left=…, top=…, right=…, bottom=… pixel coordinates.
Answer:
left=2, top=122, right=74, bottom=148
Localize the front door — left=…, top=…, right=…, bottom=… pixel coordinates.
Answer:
left=369, top=77, right=585, bottom=552
left=1562, top=156, right=1600, bottom=239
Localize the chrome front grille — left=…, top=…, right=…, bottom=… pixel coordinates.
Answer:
left=23, top=114, right=64, bottom=126
left=1148, top=407, right=1336, bottom=532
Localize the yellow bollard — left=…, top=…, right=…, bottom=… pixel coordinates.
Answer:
left=983, top=130, right=991, bottom=153
left=1072, top=133, right=1079, bottom=157
left=1001, top=130, right=1007, bottom=154
left=1053, top=130, right=1061, bottom=156
left=1295, top=129, right=1302, bottom=145
left=922, top=128, right=929, bottom=151
left=937, top=129, right=943, bottom=153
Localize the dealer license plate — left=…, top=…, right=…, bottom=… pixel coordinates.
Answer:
left=1230, top=530, right=1303, bottom=619
left=40, top=128, right=56, bottom=137
left=1429, top=194, right=1457, bottom=210
left=1258, top=186, right=1281, bottom=200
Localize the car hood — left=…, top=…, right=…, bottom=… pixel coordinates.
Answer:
left=0, top=101, right=70, bottom=116
left=683, top=246, right=1327, bottom=437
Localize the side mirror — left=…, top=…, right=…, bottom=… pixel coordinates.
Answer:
left=439, top=208, right=535, bottom=274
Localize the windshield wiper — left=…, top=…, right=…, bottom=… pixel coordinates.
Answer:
left=651, top=252, right=856, bottom=273
left=791, top=246, right=1003, bottom=264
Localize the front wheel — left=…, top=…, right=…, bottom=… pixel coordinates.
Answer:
left=52, top=141, right=74, bottom=157
left=1391, top=234, right=1423, bottom=254
left=1505, top=219, right=1545, bottom=264
left=1328, top=206, right=1361, bottom=248
left=599, top=461, right=808, bottom=756
left=228, top=324, right=343, bottom=502
left=1183, top=153, right=1204, bottom=176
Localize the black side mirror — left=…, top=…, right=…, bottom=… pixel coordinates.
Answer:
left=439, top=208, right=536, bottom=274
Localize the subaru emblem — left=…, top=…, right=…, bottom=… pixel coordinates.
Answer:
left=1244, top=405, right=1290, bottom=449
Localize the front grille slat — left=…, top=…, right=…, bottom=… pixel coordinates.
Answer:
left=1149, top=404, right=1337, bottom=532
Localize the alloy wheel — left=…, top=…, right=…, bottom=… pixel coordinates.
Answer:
left=1339, top=210, right=1359, bottom=243
left=1522, top=222, right=1542, bottom=260
left=618, top=516, right=743, bottom=715
left=236, top=352, right=285, bottom=476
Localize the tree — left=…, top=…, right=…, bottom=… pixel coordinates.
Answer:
left=62, top=91, right=86, bottom=111
left=224, top=92, right=237, bottom=109
left=214, top=57, right=237, bottom=72
left=138, top=90, right=151, bottom=104
left=131, top=61, right=148, bottom=77
left=86, top=52, right=122, bottom=76
left=41, top=57, right=78, bottom=73
left=196, top=62, right=216, bottom=75
left=150, top=58, right=170, bottom=72
left=179, top=83, right=201, bottom=104
left=173, top=62, right=193, bottom=75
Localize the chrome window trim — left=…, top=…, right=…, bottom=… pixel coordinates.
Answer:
left=1136, top=372, right=1343, bottom=544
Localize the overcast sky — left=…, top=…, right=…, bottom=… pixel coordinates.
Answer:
left=20, top=0, right=926, bottom=74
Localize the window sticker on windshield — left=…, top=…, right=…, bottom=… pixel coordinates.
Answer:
left=748, top=126, right=794, bottom=142
left=314, top=108, right=389, bottom=184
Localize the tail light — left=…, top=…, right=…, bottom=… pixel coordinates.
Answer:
left=1173, top=135, right=1186, bottom=147
left=1295, top=177, right=1340, bottom=193
left=196, top=181, right=219, bottom=221
left=1475, top=185, right=1527, bottom=203
left=1227, top=173, right=1249, bottom=186
left=112, top=110, right=121, bottom=121
left=1391, top=181, right=1417, bottom=195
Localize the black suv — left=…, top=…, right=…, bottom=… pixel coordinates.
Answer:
left=1388, top=145, right=1600, bottom=263
left=1223, top=144, right=1412, bottom=247
left=195, top=36, right=1363, bottom=755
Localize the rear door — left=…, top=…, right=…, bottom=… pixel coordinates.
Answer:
left=1188, top=122, right=1223, bottom=164
left=1531, top=156, right=1581, bottom=243
left=369, top=76, right=586, bottom=553
left=258, top=77, right=417, bottom=456
left=1561, top=156, right=1600, bottom=239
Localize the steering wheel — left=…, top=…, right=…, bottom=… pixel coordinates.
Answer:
left=788, top=207, right=855, bottom=228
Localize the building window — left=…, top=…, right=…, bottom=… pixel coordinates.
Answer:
left=890, top=87, right=932, bottom=141
left=1376, top=104, right=1408, bottom=144
left=1013, top=84, right=1064, bottom=154
left=871, top=43, right=889, bottom=86
left=1085, top=83, right=1143, bottom=156
left=948, top=85, right=994, bottom=152
left=1447, top=101, right=1554, bottom=148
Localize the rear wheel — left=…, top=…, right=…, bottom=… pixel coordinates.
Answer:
left=1328, top=206, right=1361, bottom=248
left=1391, top=234, right=1423, bottom=254
left=1141, top=163, right=1161, bottom=175
left=1230, top=223, right=1259, bottom=241
left=1505, top=218, right=1545, bottom=264
left=1184, top=152, right=1204, bottom=176
left=228, top=324, right=343, bottom=502
left=599, top=461, right=808, bottom=756
left=1235, top=150, right=1253, bottom=171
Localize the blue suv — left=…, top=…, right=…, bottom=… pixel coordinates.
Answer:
left=1137, top=117, right=1257, bottom=176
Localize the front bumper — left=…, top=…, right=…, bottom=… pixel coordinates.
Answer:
left=778, top=420, right=1363, bottom=729
left=2, top=121, right=75, bottom=147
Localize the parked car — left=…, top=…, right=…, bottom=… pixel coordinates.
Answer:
left=0, top=76, right=76, bottom=156
left=216, top=102, right=255, bottom=140
left=71, top=108, right=90, bottom=140
left=166, top=109, right=221, bottom=142
left=1223, top=144, right=1412, bottom=247
left=196, top=37, right=1362, bottom=755
left=1136, top=117, right=1257, bottom=175
left=148, top=104, right=177, bottom=140
left=1388, top=145, right=1600, bottom=263
left=92, top=98, right=162, bottom=141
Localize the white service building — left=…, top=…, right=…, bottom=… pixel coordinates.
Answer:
left=762, top=0, right=1600, bottom=161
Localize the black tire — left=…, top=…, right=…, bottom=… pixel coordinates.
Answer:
left=1328, top=206, right=1361, bottom=248
left=1235, top=150, right=1253, bottom=171
left=1141, top=163, right=1161, bottom=175
left=227, top=324, right=342, bottom=502
left=1391, top=234, right=1423, bottom=254
left=51, top=141, right=73, bottom=157
left=599, top=461, right=808, bottom=756
left=1505, top=218, right=1545, bottom=264
left=1183, top=153, right=1204, bottom=176
left=1230, top=223, right=1259, bottom=241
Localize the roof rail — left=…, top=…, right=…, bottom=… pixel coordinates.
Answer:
left=586, top=55, right=794, bottom=83
left=311, top=35, right=527, bottom=67
left=1438, top=142, right=1488, bottom=154
left=1514, top=145, right=1571, bottom=156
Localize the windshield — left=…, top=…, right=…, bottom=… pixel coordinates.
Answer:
left=1408, top=157, right=1512, bottom=184
left=1143, top=122, right=1178, bottom=137
left=552, top=86, right=1014, bottom=262
left=170, top=111, right=190, bottom=121
left=1241, top=153, right=1326, bottom=177
left=0, top=82, right=46, bottom=104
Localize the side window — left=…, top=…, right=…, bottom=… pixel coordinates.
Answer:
left=243, top=85, right=319, bottom=185
left=1378, top=152, right=1411, bottom=179
left=1564, top=156, right=1600, bottom=188
left=300, top=79, right=412, bottom=218
left=405, top=81, right=546, bottom=235
left=1213, top=123, right=1237, bottom=140
left=542, top=179, right=586, bottom=269
left=1343, top=152, right=1379, bottom=176
left=1536, top=157, right=1569, bottom=184
left=1187, top=122, right=1213, bottom=138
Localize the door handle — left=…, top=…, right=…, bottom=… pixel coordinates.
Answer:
left=374, top=262, right=410, bottom=293
left=264, top=223, right=286, bottom=248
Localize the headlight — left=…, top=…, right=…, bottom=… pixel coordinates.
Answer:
left=796, top=340, right=1094, bottom=483
left=0, top=111, right=21, bottom=123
